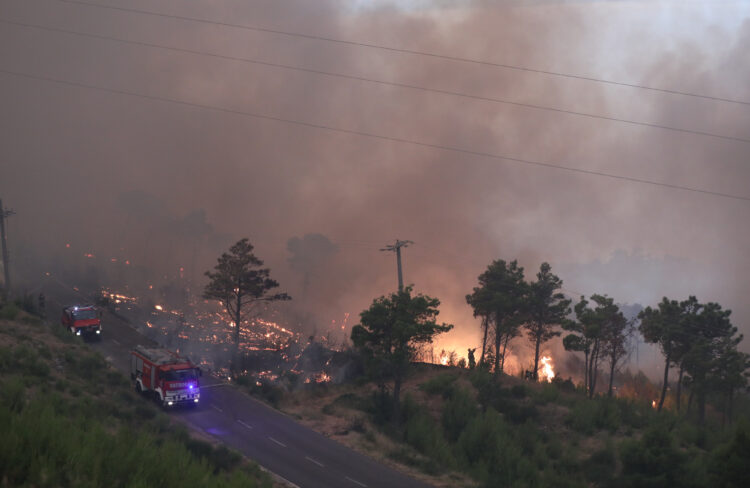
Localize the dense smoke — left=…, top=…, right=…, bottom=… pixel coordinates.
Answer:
left=2, top=0, right=749, bottom=373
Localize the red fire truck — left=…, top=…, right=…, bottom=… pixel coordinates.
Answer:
left=61, top=305, right=102, bottom=339
left=130, top=345, right=201, bottom=407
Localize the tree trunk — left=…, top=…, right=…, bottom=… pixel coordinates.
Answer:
left=479, top=317, right=488, bottom=366
left=657, top=352, right=670, bottom=412
left=687, top=388, right=694, bottom=415
left=500, top=334, right=511, bottom=373
left=607, top=354, right=616, bottom=397
left=698, top=390, right=706, bottom=424
left=532, top=327, right=541, bottom=380
left=393, top=375, right=402, bottom=426
left=493, top=316, right=502, bottom=375
left=583, top=349, right=589, bottom=396
left=675, top=365, right=684, bottom=412
left=588, top=340, right=600, bottom=398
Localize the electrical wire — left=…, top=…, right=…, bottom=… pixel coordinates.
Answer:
left=3, top=18, right=747, bottom=145
left=1, top=68, right=748, bottom=203
left=53, top=0, right=750, bottom=107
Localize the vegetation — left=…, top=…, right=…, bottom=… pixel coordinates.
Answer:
left=563, top=295, right=632, bottom=398
left=0, top=303, right=273, bottom=488
left=524, top=263, right=571, bottom=380
left=351, top=286, right=453, bottom=424
left=204, top=238, right=290, bottom=373
left=465, top=259, right=527, bottom=374
left=283, top=255, right=750, bottom=488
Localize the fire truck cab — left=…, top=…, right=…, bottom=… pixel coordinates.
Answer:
left=61, top=305, right=102, bottom=339
left=130, top=345, right=201, bottom=407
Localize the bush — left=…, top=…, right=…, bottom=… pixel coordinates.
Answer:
left=442, top=387, right=478, bottom=442
left=566, top=397, right=623, bottom=434
left=535, top=383, right=560, bottom=405
left=707, top=419, right=750, bottom=487
left=0, top=303, right=20, bottom=321
left=583, top=440, right=616, bottom=486
left=419, top=373, right=458, bottom=397
left=617, top=422, right=707, bottom=488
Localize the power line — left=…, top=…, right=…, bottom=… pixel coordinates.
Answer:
left=4, top=18, right=747, bottom=145
left=54, top=0, right=750, bottom=107
left=1, top=67, right=749, bottom=203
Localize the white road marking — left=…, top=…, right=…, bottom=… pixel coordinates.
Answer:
left=210, top=405, right=223, bottom=413
left=305, top=456, right=325, bottom=468
left=112, top=339, right=121, bottom=346
left=345, top=476, right=367, bottom=487
left=237, top=420, right=253, bottom=430
left=268, top=437, right=286, bottom=448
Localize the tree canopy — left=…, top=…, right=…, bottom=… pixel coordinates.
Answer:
left=204, top=238, right=290, bottom=373
left=352, top=286, right=452, bottom=423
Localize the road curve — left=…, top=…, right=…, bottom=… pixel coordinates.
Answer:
left=46, top=284, right=434, bottom=488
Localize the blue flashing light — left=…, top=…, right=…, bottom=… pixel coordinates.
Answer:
left=189, top=384, right=194, bottom=390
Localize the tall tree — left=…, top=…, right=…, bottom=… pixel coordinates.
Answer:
left=351, top=286, right=452, bottom=424
left=563, top=295, right=611, bottom=398
left=599, top=300, right=632, bottom=397
left=638, top=298, right=683, bottom=411
left=204, top=238, right=290, bottom=373
left=524, top=263, right=571, bottom=380
left=681, top=301, right=736, bottom=423
left=466, top=259, right=528, bottom=375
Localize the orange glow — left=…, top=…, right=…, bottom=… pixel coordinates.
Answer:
left=439, top=351, right=449, bottom=366
left=538, top=356, right=555, bottom=382
left=154, top=305, right=164, bottom=311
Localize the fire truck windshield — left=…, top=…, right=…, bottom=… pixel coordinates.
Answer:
left=73, top=309, right=97, bottom=320
left=162, top=369, right=198, bottom=382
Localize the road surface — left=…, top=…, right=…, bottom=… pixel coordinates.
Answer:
left=45, top=282, right=434, bottom=488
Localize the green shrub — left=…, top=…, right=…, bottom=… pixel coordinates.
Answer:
left=535, top=383, right=560, bottom=405
left=707, top=419, right=750, bottom=488
left=419, top=373, right=458, bottom=397
left=617, top=422, right=707, bottom=488
left=442, top=387, right=478, bottom=442
left=0, top=303, right=20, bottom=320
left=566, top=397, right=622, bottom=434
left=584, top=440, right=616, bottom=486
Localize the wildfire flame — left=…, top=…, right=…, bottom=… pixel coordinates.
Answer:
left=538, top=356, right=555, bottom=382
left=439, top=352, right=449, bottom=366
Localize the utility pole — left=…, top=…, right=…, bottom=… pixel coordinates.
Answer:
left=0, top=199, right=15, bottom=300
left=380, top=240, right=412, bottom=292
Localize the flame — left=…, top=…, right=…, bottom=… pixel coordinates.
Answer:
left=439, top=352, right=449, bottom=366
left=154, top=305, right=164, bottom=311
left=652, top=400, right=657, bottom=409
left=538, top=356, right=555, bottom=382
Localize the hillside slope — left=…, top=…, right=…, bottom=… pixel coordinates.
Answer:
left=0, top=303, right=275, bottom=488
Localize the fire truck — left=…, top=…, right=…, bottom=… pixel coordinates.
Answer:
left=61, top=305, right=102, bottom=339
left=130, top=345, right=201, bottom=407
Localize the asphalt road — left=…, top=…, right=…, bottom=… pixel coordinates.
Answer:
left=44, top=281, right=434, bottom=488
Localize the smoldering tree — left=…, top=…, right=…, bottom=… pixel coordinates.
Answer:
left=524, top=262, right=571, bottom=380
left=204, top=238, right=290, bottom=374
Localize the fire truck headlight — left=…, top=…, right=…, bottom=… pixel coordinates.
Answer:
left=75, top=330, right=81, bottom=336
left=96, top=330, right=101, bottom=334
left=167, top=401, right=174, bottom=406
left=194, top=398, right=199, bottom=403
